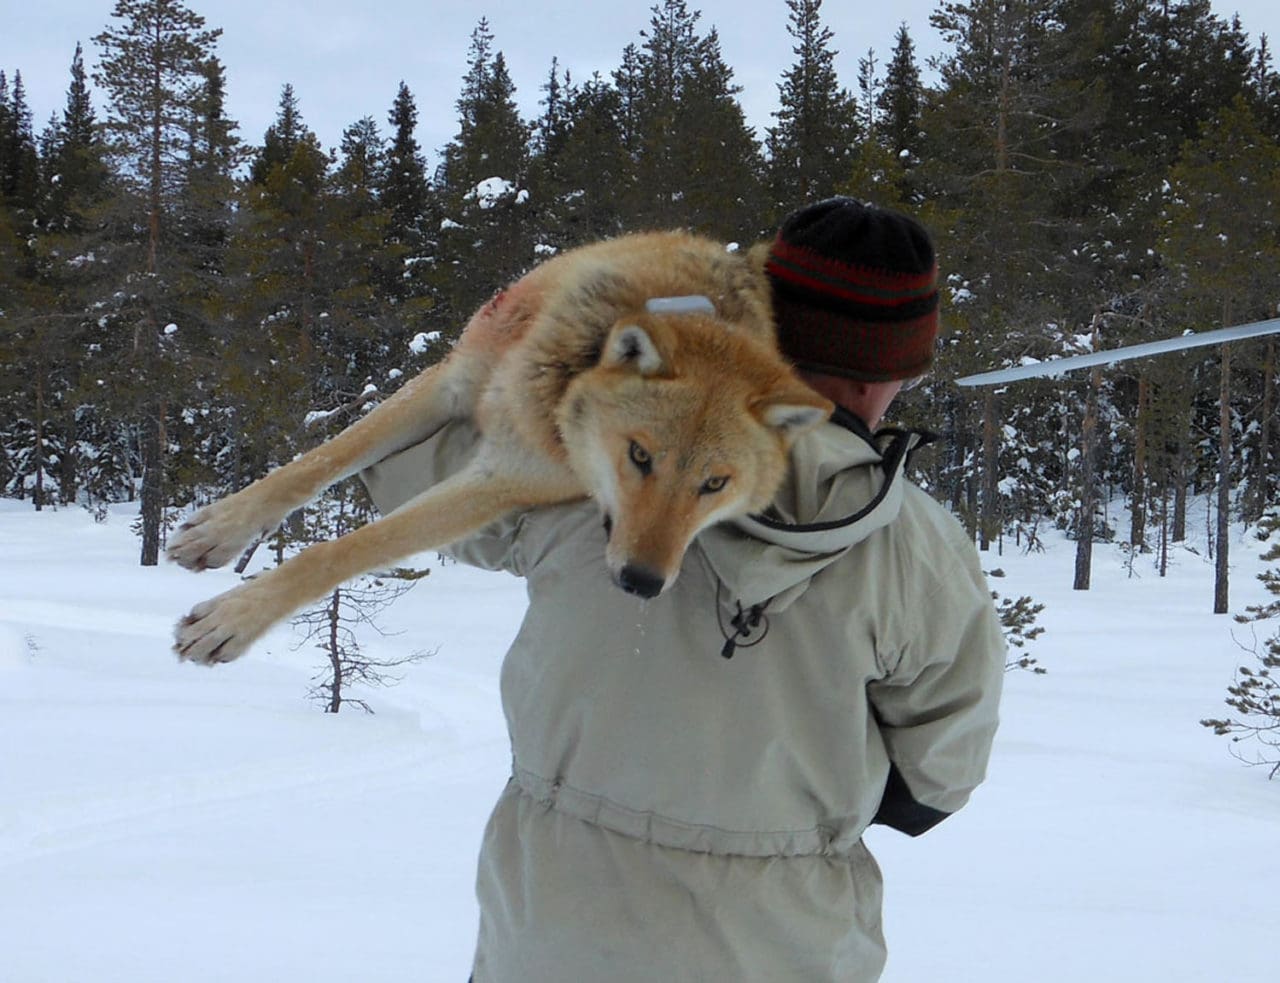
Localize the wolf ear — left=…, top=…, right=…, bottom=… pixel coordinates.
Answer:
left=755, top=389, right=832, bottom=437
left=603, top=323, right=665, bottom=376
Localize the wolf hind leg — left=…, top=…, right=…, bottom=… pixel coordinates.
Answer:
left=173, top=446, right=584, bottom=665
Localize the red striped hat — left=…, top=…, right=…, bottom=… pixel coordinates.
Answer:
left=764, top=198, right=939, bottom=382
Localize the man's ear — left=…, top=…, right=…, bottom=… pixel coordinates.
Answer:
left=602, top=323, right=665, bottom=375
left=745, top=239, right=774, bottom=277
left=754, top=386, right=833, bottom=437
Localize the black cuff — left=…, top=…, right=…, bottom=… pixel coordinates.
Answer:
left=872, top=763, right=951, bottom=837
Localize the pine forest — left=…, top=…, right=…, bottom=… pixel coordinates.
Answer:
left=3, top=0, right=1280, bottom=611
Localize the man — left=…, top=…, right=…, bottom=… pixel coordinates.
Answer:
left=363, top=198, right=1005, bottom=981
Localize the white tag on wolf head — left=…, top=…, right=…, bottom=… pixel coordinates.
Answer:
left=644, top=295, right=716, bottom=316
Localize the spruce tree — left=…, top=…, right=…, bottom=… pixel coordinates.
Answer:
left=11, top=45, right=117, bottom=508
left=855, top=48, right=880, bottom=137
left=436, top=20, right=535, bottom=321
left=1253, top=35, right=1280, bottom=136
left=0, top=73, right=8, bottom=196
left=765, top=0, right=858, bottom=217
left=919, top=0, right=1093, bottom=553
left=223, top=90, right=332, bottom=491
left=334, top=116, right=384, bottom=205
left=251, top=83, right=305, bottom=185
left=533, top=58, right=571, bottom=169
left=93, top=0, right=224, bottom=564
left=0, top=72, right=53, bottom=508
left=619, top=1, right=763, bottom=237
left=43, top=43, right=110, bottom=233
left=181, top=57, right=240, bottom=271
left=528, top=58, right=576, bottom=249
left=554, top=72, right=630, bottom=243
left=383, top=81, right=432, bottom=248
left=614, top=43, right=645, bottom=159
left=0, top=71, right=40, bottom=216
left=439, top=20, right=530, bottom=194
left=326, top=116, right=404, bottom=403
left=677, top=27, right=764, bottom=238
left=876, top=23, right=924, bottom=197
left=378, top=83, right=438, bottom=343
left=1161, top=96, right=1280, bottom=608
left=631, top=0, right=701, bottom=216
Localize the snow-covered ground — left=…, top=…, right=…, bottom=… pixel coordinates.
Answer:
left=1, top=498, right=1276, bottom=981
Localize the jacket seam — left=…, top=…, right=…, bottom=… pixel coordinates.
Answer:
left=890, top=532, right=987, bottom=679
left=513, top=766, right=853, bottom=858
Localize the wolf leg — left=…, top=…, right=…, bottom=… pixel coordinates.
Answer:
left=166, top=263, right=558, bottom=574
left=166, top=352, right=490, bottom=572
left=173, top=447, right=583, bottom=665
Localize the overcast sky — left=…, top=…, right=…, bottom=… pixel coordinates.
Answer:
left=6, top=1, right=1278, bottom=170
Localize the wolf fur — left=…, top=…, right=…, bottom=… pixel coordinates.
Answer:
left=169, top=231, right=833, bottom=664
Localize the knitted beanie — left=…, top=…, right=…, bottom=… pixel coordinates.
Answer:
left=764, top=198, right=939, bottom=382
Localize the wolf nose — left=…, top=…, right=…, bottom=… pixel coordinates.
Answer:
left=616, top=564, right=664, bottom=599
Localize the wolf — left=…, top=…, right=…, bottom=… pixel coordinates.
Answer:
left=169, top=231, right=833, bottom=665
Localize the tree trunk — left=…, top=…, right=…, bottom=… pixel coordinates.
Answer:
left=965, top=459, right=979, bottom=541
left=1130, top=374, right=1148, bottom=547
left=1173, top=441, right=1188, bottom=543
left=950, top=397, right=967, bottom=514
left=148, top=39, right=163, bottom=278
left=59, top=404, right=79, bottom=506
left=1215, top=343, right=1231, bottom=614
left=327, top=587, right=343, bottom=713
left=1159, top=478, right=1169, bottom=578
left=1074, top=384, right=1096, bottom=591
left=139, top=398, right=164, bottom=566
left=33, top=373, right=45, bottom=512
left=1074, top=315, right=1102, bottom=591
left=1258, top=338, right=1274, bottom=519
left=981, top=388, right=999, bottom=551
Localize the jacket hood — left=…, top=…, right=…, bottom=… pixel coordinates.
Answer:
left=697, top=408, right=927, bottom=613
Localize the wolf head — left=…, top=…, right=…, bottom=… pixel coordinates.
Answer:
left=556, top=311, right=832, bottom=599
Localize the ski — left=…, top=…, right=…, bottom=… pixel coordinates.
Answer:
left=954, top=316, right=1280, bottom=387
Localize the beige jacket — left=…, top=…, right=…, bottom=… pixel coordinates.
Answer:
left=362, top=409, right=1005, bottom=983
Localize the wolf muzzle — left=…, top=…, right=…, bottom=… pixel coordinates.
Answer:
left=615, top=564, right=665, bottom=599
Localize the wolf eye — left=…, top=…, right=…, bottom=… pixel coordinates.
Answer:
left=629, top=440, right=652, bottom=475
left=700, top=475, right=729, bottom=495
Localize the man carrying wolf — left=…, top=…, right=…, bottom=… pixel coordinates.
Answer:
left=362, top=198, right=1005, bottom=981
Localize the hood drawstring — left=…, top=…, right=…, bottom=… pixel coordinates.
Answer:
left=705, top=422, right=933, bottom=661
left=716, top=582, right=771, bottom=660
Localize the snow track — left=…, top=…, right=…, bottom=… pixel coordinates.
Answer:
left=1, top=726, right=440, bottom=866
left=2, top=596, right=175, bottom=638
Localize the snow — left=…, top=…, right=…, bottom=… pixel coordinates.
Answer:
left=466, top=177, right=528, bottom=209
left=409, top=331, right=441, bottom=355
left=302, top=407, right=341, bottom=428
left=1, top=498, right=1277, bottom=981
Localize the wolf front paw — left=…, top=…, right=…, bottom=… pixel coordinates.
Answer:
left=174, top=584, right=274, bottom=665
left=167, top=496, right=279, bottom=572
